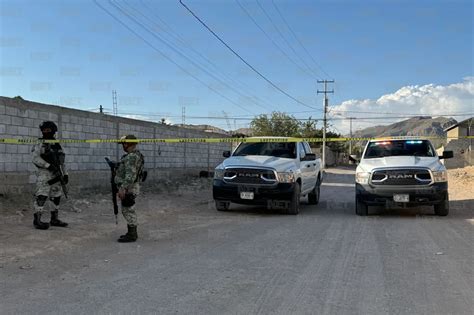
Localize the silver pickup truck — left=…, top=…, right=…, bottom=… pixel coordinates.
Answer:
left=352, top=139, right=453, bottom=216
left=213, top=137, right=323, bottom=214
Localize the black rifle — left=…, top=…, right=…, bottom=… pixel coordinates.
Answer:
left=45, top=149, right=68, bottom=199
left=105, top=157, right=119, bottom=224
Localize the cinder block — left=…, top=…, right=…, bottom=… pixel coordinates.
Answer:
left=6, top=144, right=17, bottom=154
left=0, top=114, right=12, bottom=124
left=18, top=126, right=29, bottom=136
left=17, top=145, right=29, bottom=154
left=62, top=115, right=70, bottom=123
left=49, top=113, right=58, bottom=121
left=23, top=118, right=35, bottom=127
left=39, top=111, right=50, bottom=120
left=0, top=104, right=5, bottom=115
left=17, top=162, right=29, bottom=172
left=5, top=162, right=17, bottom=172
left=5, top=106, right=18, bottom=116
left=0, top=124, right=5, bottom=134
left=27, top=110, right=38, bottom=119
left=29, top=128, right=39, bottom=137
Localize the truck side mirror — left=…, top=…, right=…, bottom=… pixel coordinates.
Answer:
left=303, top=153, right=316, bottom=161
left=349, top=155, right=360, bottom=163
left=223, top=151, right=231, bottom=158
left=439, top=151, right=453, bottom=159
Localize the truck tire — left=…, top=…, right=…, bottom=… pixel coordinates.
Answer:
left=215, top=200, right=230, bottom=211
left=355, top=195, right=368, bottom=216
left=308, top=178, right=320, bottom=205
left=287, top=182, right=300, bottom=215
left=434, top=195, right=449, bottom=216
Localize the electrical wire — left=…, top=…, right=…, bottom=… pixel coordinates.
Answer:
left=94, top=0, right=255, bottom=115
left=235, top=0, right=318, bottom=80
left=110, top=0, right=259, bottom=114
left=255, top=0, right=322, bottom=80
left=179, top=0, right=320, bottom=111
left=138, top=0, right=277, bottom=112
left=271, top=0, right=333, bottom=80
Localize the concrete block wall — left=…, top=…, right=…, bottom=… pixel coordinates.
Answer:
left=0, top=96, right=231, bottom=195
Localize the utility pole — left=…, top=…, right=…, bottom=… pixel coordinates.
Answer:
left=112, top=90, right=118, bottom=116
left=349, top=117, right=353, bottom=154
left=317, top=80, right=334, bottom=169
left=182, top=106, right=186, bottom=126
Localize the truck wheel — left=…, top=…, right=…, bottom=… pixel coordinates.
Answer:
left=215, top=200, right=230, bottom=211
left=434, top=195, right=449, bottom=216
left=355, top=195, right=368, bottom=216
left=287, top=182, right=300, bottom=215
left=308, top=178, right=320, bottom=205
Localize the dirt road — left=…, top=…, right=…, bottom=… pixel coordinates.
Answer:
left=1, top=167, right=473, bottom=314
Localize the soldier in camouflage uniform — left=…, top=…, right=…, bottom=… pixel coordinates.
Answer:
left=115, top=135, right=145, bottom=242
left=31, top=121, right=69, bottom=230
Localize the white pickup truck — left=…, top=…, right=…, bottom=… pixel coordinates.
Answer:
left=213, top=137, right=323, bottom=214
left=352, top=139, right=453, bottom=216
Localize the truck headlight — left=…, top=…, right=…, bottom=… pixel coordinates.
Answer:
left=214, top=169, right=225, bottom=179
left=355, top=172, right=370, bottom=184
left=432, top=170, right=447, bottom=182
left=277, top=172, right=295, bottom=183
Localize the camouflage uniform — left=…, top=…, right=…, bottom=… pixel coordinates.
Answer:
left=114, top=149, right=144, bottom=227
left=32, top=143, right=67, bottom=213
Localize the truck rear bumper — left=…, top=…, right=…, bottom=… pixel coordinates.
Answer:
left=356, top=182, right=448, bottom=206
left=213, top=179, right=295, bottom=205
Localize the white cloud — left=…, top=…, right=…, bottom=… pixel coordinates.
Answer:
left=330, top=77, right=474, bottom=134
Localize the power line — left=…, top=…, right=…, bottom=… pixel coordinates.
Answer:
left=255, top=0, right=322, bottom=80
left=138, top=0, right=277, bottom=112
left=94, top=0, right=255, bottom=115
left=271, top=0, right=333, bottom=80
left=235, top=0, right=318, bottom=80
left=110, top=0, right=259, bottom=115
left=179, top=0, right=320, bottom=111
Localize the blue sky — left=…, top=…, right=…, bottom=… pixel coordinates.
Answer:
left=0, top=0, right=472, bottom=132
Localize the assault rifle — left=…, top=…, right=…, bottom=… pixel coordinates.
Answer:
left=46, top=152, right=69, bottom=199
left=105, top=157, right=119, bottom=224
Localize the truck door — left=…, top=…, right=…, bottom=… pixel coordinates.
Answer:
left=298, top=142, right=312, bottom=193
left=303, top=142, right=318, bottom=189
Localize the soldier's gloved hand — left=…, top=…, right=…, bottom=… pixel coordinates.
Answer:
left=47, top=164, right=58, bottom=172
left=63, top=175, right=69, bottom=184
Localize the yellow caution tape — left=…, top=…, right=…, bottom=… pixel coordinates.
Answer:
left=0, top=136, right=472, bottom=144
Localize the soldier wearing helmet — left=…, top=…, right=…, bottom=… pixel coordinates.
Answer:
left=114, top=135, right=145, bottom=242
left=31, top=121, right=69, bottom=230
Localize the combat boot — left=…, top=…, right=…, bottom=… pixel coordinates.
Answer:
left=50, top=211, right=68, bottom=227
left=118, top=225, right=137, bottom=242
left=33, top=213, right=50, bottom=230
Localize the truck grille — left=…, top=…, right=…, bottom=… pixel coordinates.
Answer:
left=223, top=168, right=277, bottom=185
left=371, top=169, right=432, bottom=186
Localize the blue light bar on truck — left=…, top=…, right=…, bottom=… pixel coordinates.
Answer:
left=406, top=140, right=423, bottom=144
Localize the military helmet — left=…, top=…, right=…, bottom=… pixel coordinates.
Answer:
left=119, top=134, right=138, bottom=144
left=39, top=121, right=58, bottom=133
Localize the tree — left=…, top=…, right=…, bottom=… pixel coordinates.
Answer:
left=250, top=112, right=300, bottom=137
left=249, top=111, right=345, bottom=152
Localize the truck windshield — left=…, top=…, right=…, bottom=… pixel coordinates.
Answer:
left=233, top=142, right=296, bottom=158
left=364, top=140, right=435, bottom=158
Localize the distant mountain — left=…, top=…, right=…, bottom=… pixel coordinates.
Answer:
left=173, top=124, right=229, bottom=135
left=232, top=128, right=252, bottom=136
left=351, top=116, right=457, bottom=148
